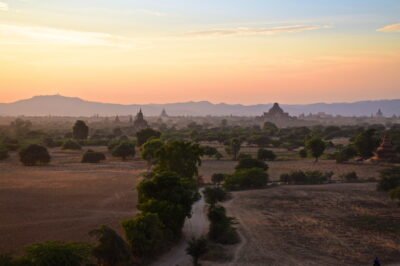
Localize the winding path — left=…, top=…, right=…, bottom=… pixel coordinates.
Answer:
left=152, top=190, right=209, bottom=266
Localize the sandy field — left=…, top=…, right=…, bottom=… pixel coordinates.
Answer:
left=225, top=183, right=400, bottom=266
left=0, top=147, right=145, bottom=254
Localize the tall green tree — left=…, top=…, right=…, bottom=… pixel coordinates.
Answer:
left=73, top=120, right=89, bottom=140
left=228, top=138, right=241, bottom=161
left=154, top=140, right=202, bottom=179
left=112, top=141, right=135, bottom=161
left=354, top=129, right=380, bottom=159
left=305, top=136, right=326, bottom=162
left=136, top=128, right=161, bottom=146
left=141, top=138, right=164, bottom=166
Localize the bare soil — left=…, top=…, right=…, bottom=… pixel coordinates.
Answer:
left=0, top=147, right=145, bottom=254
left=225, top=183, right=400, bottom=266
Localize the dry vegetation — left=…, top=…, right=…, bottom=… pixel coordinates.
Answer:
left=0, top=147, right=146, bottom=254
left=225, top=183, right=400, bottom=266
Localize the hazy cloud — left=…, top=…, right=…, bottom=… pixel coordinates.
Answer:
left=182, top=25, right=332, bottom=38
left=377, top=23, right=400, bottom=32
left=0, top=1, right=8, bottom=11
left=0, top=24, right=134, bottom=47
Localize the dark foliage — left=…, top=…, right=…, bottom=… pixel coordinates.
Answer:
left=19, top=144, right=51, bottom=166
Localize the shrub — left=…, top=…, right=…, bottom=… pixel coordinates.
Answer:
left=0, top=145, right=9, bottom=160
left=257, top=148, right=276, bottom=161
left=112, top=141, right=135, bottom=160
left=224, top=168, right=269, bottom=191
left=122, top=213, right=165, bottom=257
left=203, top=187, right=229, bottom=206
left=298, top=148, right=307, bottom=158
left=89, top=225, right=132, bottom=266
left=136, top=128, right=161, bottom=146
left=237, top=153, right=252, bottom=160
left=336, top=145, right=357, bottom=163
left=341, top=172, right=359, bottom=182
left=208, top=206, right=239, bottom=245
left=377, top=167, right=400, bottom=191
left=62, top=139, right=81, bottom=150
left=211, top=173, right=225, bottom=185
left=280, top=170, right=331, bottom=185
left=235, top=158, right=268, bottom=171
left=19, top=144, right=51, bottom=166
left=23, top=241, right=93, bottom=266
left=186, top=237, right=208, bottom=266
left=201, top=145, right=218, bottom=157
left=81, top=150, right=106, bottom=163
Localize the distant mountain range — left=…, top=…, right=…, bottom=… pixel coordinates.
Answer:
left=0, top=95, right=399, bottom=117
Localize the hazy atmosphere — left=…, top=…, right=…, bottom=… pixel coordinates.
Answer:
left=0, top=1, right=400, bottom=266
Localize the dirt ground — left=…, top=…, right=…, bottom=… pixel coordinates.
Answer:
left=0, top=147, right=145, bottom=254
left=224, top=183, right=400, bottom=266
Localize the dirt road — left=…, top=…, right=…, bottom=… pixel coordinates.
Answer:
left=152, top=190, right=209, bottom=266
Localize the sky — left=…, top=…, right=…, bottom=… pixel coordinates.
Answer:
left=0, top=0, right=399, bottom=104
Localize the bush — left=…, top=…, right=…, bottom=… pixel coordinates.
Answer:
left=237, top=153, right=252, bottom=160
left=336, top=145, right=357, bottom=163
left=235, top=158, right=268, bottom=171
left=24, top=241, right=93, bottom=266
left=208, top=206, right=239, bottom=245
left=280, top=170, right=331, bottom=185
left=203, top=187, right=229, bottom=206
left=0, top=145, right=9, bottom=160
left=377, top=167, right=400, bottom=191
left=299, top=148, right=307, bottom=158
left=186, top=237, right=208, bottom=266
left=341, top=172, right=358, bottom=182
left=19, top=144, right=51, bottom=166
left=257, top=148, right=276, bottom=161
left=224, top=168, right=269, bottom=191
left=136, top=128, right=161, bottom=146
left=112, top=141, right=136, bottom=160
left=81, top=150, right=106, bottom=163
left=211, top=173, right=225, bottom=185
left=62, top=139, right=82, bottom=150
left=122, top=213, right=165, bottom=257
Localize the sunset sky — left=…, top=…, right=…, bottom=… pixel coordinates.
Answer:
left=0, top=0, right=399, bottom=104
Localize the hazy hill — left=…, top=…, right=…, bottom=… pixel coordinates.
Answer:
left=0, top=95, right=399, bottom=117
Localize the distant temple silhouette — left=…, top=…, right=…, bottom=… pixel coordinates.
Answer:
left=160, top=108, right=169, bottom=118
left=372, top=133, right=396, bottom=162
left=133, top=109, right=148, bottom=130
left=262, top=103, right=291, bottom=119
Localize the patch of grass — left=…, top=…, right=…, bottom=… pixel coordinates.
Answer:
left=350, top=215, right=400, bottom=234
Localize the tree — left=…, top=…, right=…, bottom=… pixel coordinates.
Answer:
left=305, top=136, right=326, bottom=162
left=136, top=128, right=161, bottom=146
left=141, top=138, right=164, bottom=166
left=377, top=167, right=400, bottom=191
left=89, top=225, right=132, bottom=266
left=62, top=139, right=81, bottom=150
left=249, top=135, right=270, bottom=147
left=19, top=144, right=51, bottom=166
left=113, top=127, right=123, bottom=137
left=263, top=122, right=278, bottom=135
left=73, top=120, right=89, bottom=140
left=207, top=206, right=239, bottom=244
left=228, top=138, right=241, bottom=160
left=354, top=129, right=380, bottom=159
left=203, top=187, right=228, bottom=206
left=257, top=148, right=276, bottom=161
left=112, top=141, right=135, bottom=160
left=201, top=145, right=218, bottom=158
left=186, top=237, right=208, bottom=266
left=137, top=171, right=198, bottom=236
left=122, top=213, right=165, bottom=257
left=23, top=241, right=92, bottom=266
left=211, top=173, right=225, bottom=185
left=235, top=158, right=268, bottom=171
left=154, top=140, right=202, bottom=179
left=81, top=150, right=106, bottom=163
left=224, top=168, right=269, bottom=191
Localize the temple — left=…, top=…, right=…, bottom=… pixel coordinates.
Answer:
left=262, top=103, right=291, bottom=119
left=372, top=133, right=397, bottom=162
left=160, top=109, right=169, bottom=118
left=133, top=109, right=148, bottom=130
